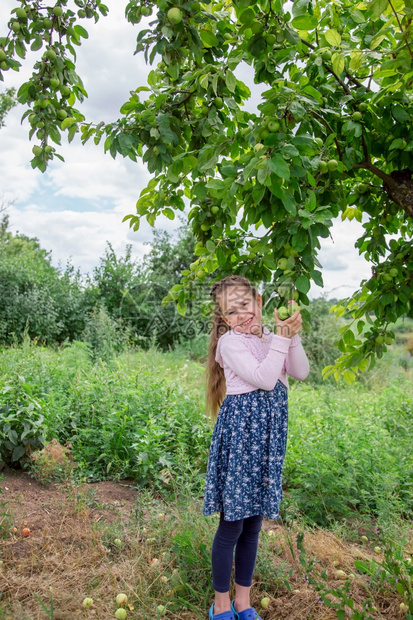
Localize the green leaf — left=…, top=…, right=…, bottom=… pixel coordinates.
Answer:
left=162, top=207, right=175, bottom=220
left=12, top=445, right=26, bottom=462
left=349, top=51, right=364, bottom=71
left=389, top=138, right=407, bottom=150
left=206, top=239, right=216, bottom=253
left=295, top=275, right=310, bottom=293
left=239, top=8, right=255, bottom=24
left=200, top=29, right=219, bottom=48
left=291, top=14, right=319, bottom=30
left=269, top=154, right=290, bottom=180
left=392, top=106, right=410, bottom=122
left=370, top=33, right=386, bottom=49
left=325, top=29, right=342, bottom=46
left=74, top=24, right=89, bottom=38
left=332, top=53, right=345, bottom=75
left=226, top=70, right=236, bottom=93
left=369, top=0, right=388, bottom=20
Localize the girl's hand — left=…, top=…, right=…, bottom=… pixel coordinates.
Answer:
left=274, top=301, right=303, bottom=339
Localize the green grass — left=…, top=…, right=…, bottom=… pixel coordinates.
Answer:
left=0, top=338, right=412, bottom=528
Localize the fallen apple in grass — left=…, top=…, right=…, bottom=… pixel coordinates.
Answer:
left=9, top=526, right=17, bottom=535
left=260, top=597, right=270, bottom=609
left=115, top=609, right=127, bottom=620
left=374, top=546, right=382, bottom=554
left=114, top=538, right=122, bottom=547
left=116, top=593, right=128, bottom=606
left=157, top=605, right=166, bottom=614
left=82, top=597, right=94, bottom=608
left=335, top=570, right=347, bottom=580
left=22, top=527, right=31, bottom=537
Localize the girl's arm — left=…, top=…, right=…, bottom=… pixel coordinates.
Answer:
left=285, top=334, right=310, bottom=380
left=219, top=334, right=292, bottom=391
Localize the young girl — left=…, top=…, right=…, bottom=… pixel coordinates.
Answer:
left=203, top=275, right=309, bottom=620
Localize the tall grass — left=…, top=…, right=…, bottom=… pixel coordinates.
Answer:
left=0, top=339, right=412, bottom=527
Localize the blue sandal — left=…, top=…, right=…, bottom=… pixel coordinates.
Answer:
left=208, top=603, right=237, bottom=620
left=231, top=601, right=263, bottom=620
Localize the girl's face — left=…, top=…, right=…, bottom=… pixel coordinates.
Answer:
left=219, top=286, right=263, bottom=336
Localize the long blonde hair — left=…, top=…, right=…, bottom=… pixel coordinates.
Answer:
left=206, top=275, right=258, bottom=418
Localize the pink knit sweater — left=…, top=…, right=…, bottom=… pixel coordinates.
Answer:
left=216, top=326, right=310, bottom=394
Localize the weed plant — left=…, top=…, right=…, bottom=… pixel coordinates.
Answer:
left=0, top=339, right=412, bottom=530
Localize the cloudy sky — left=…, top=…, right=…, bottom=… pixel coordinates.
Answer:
left=0, top=0, right=371, bottom=298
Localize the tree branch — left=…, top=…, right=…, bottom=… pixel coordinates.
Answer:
left=300, top=38, right=371, bottom=94
left=388, top=0, right=413, bottom=59
left=354, top=160, right=397, bottom=188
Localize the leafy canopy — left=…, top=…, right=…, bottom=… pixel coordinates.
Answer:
left=1, top=0, right=413, bottom=382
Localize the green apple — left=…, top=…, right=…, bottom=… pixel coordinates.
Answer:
left=375, top=335, right=384, bottom=345
left=115, top=609, right=127, bottom=620
left=196, top=270, right=205, bottom=278
left=389, top=267, right=398, bottom=278
left=357, top=182, right=368, bottom=193
left=115, top=593, right=128, bottom=606
left=361, top=536, right=369, bottom=543
left=277, top=306, right=289, bottom=320
left=157, top=605, right=166, bottom=615
left=50, top=77, right=60, bottom=88
left=327, top=159, right=338, bottom=171
left=352, top=111, right=362, bottom=121
left=43, top=17, right=53, bottom=28
left=314, top=137, right=323, bottom=147
left=77, top=9, right=87, bottom=18
left=267, top=120, right=280, bottom=133
left=16, top=8, right=27, bottom=19
left=200, top=223, right=210, bottom=231
left=57, top=109, right=67, bottom=120
left=322, top=50, right=332, bottom=61
left=45, top=145, right=53, bottom=154
left=260, top=597, right=270, bottom=609
left=0, top=50, right=6, bottom=62
left=46, top=48, right=57, bottom=61
left=277, top=258, right=288, bottom=270
left=211, top=206, right=219, bottom=214
left=213, top=96, right=223, bottom=108
left=374, top=546, right=382, bottom=553
left=319, top=161, right=328, bottom=173
left=32, top=145, right=43, bottom=157
left=384, top=335, right=393, bottom=345
left=359, top=102, right=368, bottom=111
left=266, top=34, right=276, bottom=45
left=167, top=7, right=183, bottom=25
left=288, top=302, right=300, bottom=316
left=141, top=6, right=152, bottom=16
left=52, top=6, right=63, bottom=17
left=250, top=21, right=263, bottom=34
left=11, top=22, right=21, bottom=32
left=60, top=85, right=71, bottom=97
left=82, top=597, right=94, bottom=608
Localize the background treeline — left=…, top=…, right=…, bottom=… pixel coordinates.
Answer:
left=1, top=214, right=412, bottom=384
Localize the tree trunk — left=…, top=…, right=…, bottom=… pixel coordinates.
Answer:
left=383, top=169, right=413, bottom=219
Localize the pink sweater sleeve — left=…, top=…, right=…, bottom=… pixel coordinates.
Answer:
left=219, top=334, right=293, bottom=391
left=285, top=334, right=310, bottom=380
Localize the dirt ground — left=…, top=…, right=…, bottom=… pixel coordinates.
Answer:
left=0, top=469, right=409, bottom=620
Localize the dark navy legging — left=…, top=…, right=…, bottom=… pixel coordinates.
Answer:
left=211, top=513, right=263, bottom=593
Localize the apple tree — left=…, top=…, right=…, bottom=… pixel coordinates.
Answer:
left=0, top=87, right=16, bottom=128
left=1, top=0, right=413, bottom=382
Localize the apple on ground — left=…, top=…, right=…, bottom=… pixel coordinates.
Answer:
left=116, top=593, right=128, bottom=606
left=22, top=527, right=31, bottom=537
left=115, top=609, right=127, bottom=620
left=260, top=597, right=270, bottom=609
left=82, top=597, right=94, bottom=608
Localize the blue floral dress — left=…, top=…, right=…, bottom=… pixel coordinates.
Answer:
left=202, top=380, right=288, bottom=521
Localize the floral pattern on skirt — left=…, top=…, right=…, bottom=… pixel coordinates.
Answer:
left=203, top=381, right=288, bottom=522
